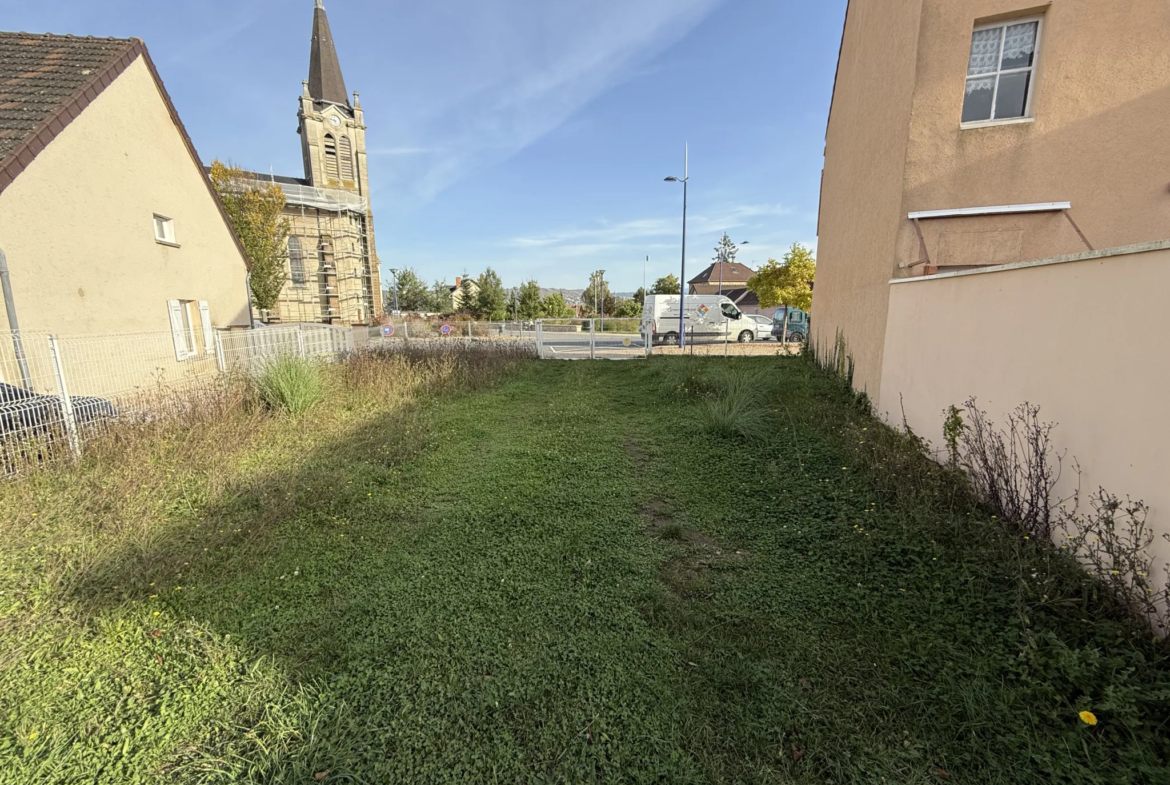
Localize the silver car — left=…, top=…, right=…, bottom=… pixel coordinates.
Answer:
left=737, top=314, right=774, bottom=342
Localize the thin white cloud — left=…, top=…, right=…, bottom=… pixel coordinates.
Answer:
left=378, top=0, right=727, bottom=202
left=368, top=147, right=435, bottom=156
left=508, top=203, right=796, bottom=249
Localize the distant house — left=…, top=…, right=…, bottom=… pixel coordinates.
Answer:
left=0, top=33, right=251, bottom=347
left=449, top=276, right=480, bottom=311
left=688, top=262, right=756, bottom=295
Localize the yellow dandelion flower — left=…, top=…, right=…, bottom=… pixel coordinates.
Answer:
left=1079, top=711, right=1098, bottom=726
left=28, top=732, right=38, bottom=740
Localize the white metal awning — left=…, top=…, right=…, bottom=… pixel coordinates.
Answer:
left=908, top=202, right=1071, bottom=220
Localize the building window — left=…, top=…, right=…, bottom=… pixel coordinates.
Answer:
left=167, top=299, right=213, bottom=360
left=962, top=18, right=1042, bottom=124
left=339, top=136, right=355, bottom=181
left=154, top=214, right=177, bottom=245
left=288, top=236, right=306, bottom=285
left=324, top=134, right=339, bottom=181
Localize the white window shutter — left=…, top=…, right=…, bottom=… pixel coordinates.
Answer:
left=198, top=301, right=214, bottom=354
left=168, top=300, right=190, bottom=360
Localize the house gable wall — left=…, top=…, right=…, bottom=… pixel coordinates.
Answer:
left=0, top=57, right=250, bottom=335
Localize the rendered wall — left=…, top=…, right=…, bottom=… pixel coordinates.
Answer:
left=879, top=243, right=1170, bottom=580
left=897, top=0, right=1170, bottom=272
left=0, top=57, right=251, bottom=336
left=817, top=0, right=1170, bottom=395
left=814, top=0, right=925, bottom=396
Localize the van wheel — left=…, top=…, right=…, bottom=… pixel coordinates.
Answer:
left=662, top=332, right=679, bottom=346
left=790, top=332, right=806, bottom=344
left=738, top=331, right=754, bottom=343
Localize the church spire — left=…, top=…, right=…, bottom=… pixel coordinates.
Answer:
left=308, top=0, right=349, bottom=105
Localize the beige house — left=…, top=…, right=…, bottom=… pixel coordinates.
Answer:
left=0, top=33, right=252, bottom=345
left=815, top=1, right=1170, bottom=581
left=226, top=0, right=383, bottom=326
left=450, top=276, right=480, bottom=312
left=816, top=0, right=1170, bottom=395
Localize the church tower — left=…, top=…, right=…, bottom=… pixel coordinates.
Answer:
left=290, top=0, right=382, bottom=323
left=298, top=0, right=369, bottom=198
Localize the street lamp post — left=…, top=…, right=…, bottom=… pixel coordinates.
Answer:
left=387, top=268, right=400, bottom=314
left=665, top=145, right=689, bottom=348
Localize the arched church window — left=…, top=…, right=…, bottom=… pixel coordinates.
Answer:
left=339, top=136, right=355, bottom=181
left=288, top=236, right=306, bottom=284
left=324, top=134, right=339, bottom=181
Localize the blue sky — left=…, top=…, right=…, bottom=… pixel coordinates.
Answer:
left=10, top=0, right=847, bottom=293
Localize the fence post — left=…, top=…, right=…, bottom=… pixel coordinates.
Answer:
left=296, top=325, right=307, bottom=358
left=468, top=321, right=473, bottom=340
left=404, top=321, right=410, bottom=340
left=46, top=335, right=81, bottom=461
left=214, top=331, right=226, bottom=372
left=536, top=320, right=543, bottom=359
left=589, top=319, right=595, bottom=361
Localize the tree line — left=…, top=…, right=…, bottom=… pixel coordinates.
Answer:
left=385, top=269, right=687, bottom=321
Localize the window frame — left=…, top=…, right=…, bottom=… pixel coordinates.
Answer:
left=961, top=15, right=1044, bottom=128
left=154, top=214, right=178, bottom=246
left=288, top=236, right=306, bottom=286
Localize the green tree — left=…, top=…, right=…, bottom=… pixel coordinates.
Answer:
left=457, top=275, right=477, bottom=315
left=746, top=243, right=816, bottom=343
left=518, top=280, right=544, bottom=320
left=541, top=293, right=573, bottom=319
left=475, top=268, right=507, bottom=320
left=209, top=160, right=291, bottom=314
left=712, top=233, right=739, bottom=266
left=583, top=271, right=617, bottom=317
left=613, top=298, right=641, bottom=318
left=429, top=280, right=452, bottom=313
left=651, top=274, right=680, bottom=295
left=388, top=268, right=431, bottom=312
left=633, top=287, right=647, bottom=307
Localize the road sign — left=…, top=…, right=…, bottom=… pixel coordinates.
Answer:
left=441, top=324, right=452, bottom=335
left=381, top=325, right=395, bottom=337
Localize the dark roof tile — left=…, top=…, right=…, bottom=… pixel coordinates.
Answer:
left=0, top=33, right=135, bottom=162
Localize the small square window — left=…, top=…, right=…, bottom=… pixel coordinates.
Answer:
left=962, top=18, right=1042, bottom=124
left=154, top=214, right=177, bottom=245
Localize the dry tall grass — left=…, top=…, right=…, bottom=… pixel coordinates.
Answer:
left=0, top=342, right=534, bottom=601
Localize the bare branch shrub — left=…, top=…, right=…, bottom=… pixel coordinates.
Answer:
left=1058, top=485, right=1170, bottom=634
left=958, top=398, right=1168, bottom=634
left=959, top=398, right=1065, bottom=542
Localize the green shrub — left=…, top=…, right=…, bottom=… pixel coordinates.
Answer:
left=254, top=355, right=325, bottom=416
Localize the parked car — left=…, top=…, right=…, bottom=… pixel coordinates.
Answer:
left=771, top=308, right=810, bottom=343
left=743, top=314, right=774, bottom=342
left=0, top=382, right=117, bottom=437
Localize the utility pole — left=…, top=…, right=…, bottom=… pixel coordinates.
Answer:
left=664, top=145, right=689, bottom=348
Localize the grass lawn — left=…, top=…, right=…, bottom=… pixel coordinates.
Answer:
left=1, top=351, right=1167, bottom=783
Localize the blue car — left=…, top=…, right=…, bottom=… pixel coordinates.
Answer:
left=771, top=308, right=810, bottom=343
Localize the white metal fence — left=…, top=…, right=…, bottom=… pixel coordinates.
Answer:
left=534, top=319, right=651, bottom=361
left=0, top=324, right=353, bottom=477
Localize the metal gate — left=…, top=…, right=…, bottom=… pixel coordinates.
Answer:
left=536, top=319, right=651, bottom=360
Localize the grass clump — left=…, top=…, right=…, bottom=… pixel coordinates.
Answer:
left=253, top=355, right=325, bottom=416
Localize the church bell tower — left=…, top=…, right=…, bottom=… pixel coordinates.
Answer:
left=298, top=0, right=370, bottom=198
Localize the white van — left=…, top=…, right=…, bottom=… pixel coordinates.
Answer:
left=642, top=295, right=752, bottom=346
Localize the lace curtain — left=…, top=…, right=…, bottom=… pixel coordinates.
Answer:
left=967, top=21, right=1037, bottom=76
